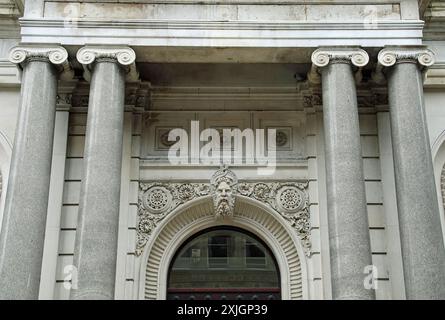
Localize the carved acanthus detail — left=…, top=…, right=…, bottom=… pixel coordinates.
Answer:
left=137, top=167, right=311, bottom=257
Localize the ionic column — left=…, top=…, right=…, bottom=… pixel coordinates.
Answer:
left=311, top=48, right=375, bottom=300
left=0, top=45, right=69, bottom=299
left=71, top=46, right=136, bottom=300
left=378, top=47, right=445, bottom=299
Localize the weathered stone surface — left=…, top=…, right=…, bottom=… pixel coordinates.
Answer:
left=382, top=47, right=445, bottom=299
left=313, top=48, right=374, bottom=300
left=0, top=54, right=59, bottom=299
left=43, top=2, right=400, bottom=21
left=71, top=53, right=127, bottom=300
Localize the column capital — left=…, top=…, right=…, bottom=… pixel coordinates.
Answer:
left=9, top=45, right=68, bottom=66
left=308, top=47, right=369, bottom=85
left=311, top=47, right=369, bottom=68
left=377, top=46, right=435, bottom=68
left=77, top=46, right=139, bottom=82
left=77, top=46, right=136, bottom=66
left=9, top=44, right=74, bottom=81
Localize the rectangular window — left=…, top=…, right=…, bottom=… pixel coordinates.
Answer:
left=245, top=240, right=266, bottom=268
left=208, top=235, right=229, bottom=268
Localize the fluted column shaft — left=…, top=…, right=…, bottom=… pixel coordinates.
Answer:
left=0, top=45, right=68, bottom=299
left=71, top=47, right=136, bottom=300
left=312, top=48, right=375, bottom=300
left=378, top=47, right=445, bottom=299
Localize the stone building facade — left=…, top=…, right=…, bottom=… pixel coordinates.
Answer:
left=0, top=0, right=445, bottom=300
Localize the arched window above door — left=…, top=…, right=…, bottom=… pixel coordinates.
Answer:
left=167, top=227, right=281, bottom=300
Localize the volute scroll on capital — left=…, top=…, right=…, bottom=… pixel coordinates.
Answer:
left=311, top=48, right=370, bottom=68
left=76, top=46, right=139, bottom=82
left=377, top=47, right=435, bottom=69
left=8, top=45, right=74, bottom=80
left=308, top=48, right=369, bottom=85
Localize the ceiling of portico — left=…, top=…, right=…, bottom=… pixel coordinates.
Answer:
left=138, top=62, right=310, bottom=86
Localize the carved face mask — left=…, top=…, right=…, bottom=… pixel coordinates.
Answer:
left=213, top=180, right=235, bottom=219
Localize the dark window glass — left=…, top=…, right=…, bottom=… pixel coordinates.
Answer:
left=168, top=227, right=280, bottom=294
left=208, top=235, right=229, bottom=267
left=245, top=240, right=266, bottom=268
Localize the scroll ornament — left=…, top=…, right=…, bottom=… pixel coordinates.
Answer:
left=137, top=167, right=311, bottom=256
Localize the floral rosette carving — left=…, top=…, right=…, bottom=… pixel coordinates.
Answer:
left=136, top=182, right=211, bottom=255
left=137, top=170, right=311, bottom=256
left=178, top=183, right=196, bottom=202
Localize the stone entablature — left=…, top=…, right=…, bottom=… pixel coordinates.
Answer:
left=20, top=1, right=423, bottom=50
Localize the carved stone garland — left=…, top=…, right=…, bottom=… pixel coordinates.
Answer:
left=137, top=167, right=311, bottom=256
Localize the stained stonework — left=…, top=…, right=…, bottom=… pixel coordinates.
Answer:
left=137, top=167, right=311, bottom=256
left=442, top=163, right=445, bottom=211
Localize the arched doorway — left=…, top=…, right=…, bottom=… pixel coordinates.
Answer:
left=138, top=195, right=309, bottom=300
left=167, top=227, right=281, bottom=300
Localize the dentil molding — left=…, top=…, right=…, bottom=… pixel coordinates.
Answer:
left=137, top=166, right=311, bottom=257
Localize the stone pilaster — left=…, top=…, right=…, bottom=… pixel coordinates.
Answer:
left=378, top=46, right=445, bottom=299
left=70, top=46, right=136, bottom=300
left=0, top=45, right=69, bottom=299
left=312, top=48, right=375, bottom=300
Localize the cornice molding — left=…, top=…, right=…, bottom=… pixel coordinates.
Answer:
left=19, top=19, right=424, bottom=49
left=20, top=19, right=424, bottom=30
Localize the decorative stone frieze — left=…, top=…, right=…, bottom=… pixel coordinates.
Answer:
left=137, top=167, right=311, bottom=256
left=76, top=46, right=139, bottom=82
